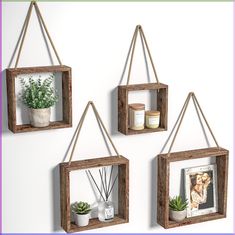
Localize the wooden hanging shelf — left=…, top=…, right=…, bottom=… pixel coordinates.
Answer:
left=157, top=147, right=228, bottom=229
left=6, top=65, right=72, bottom=133
left=117, top=25, right=168, bottom=135
left=60, top=156, right=129, bottom=233
left=157, top=92, right=229, bottom=228
left=118, top=82, right=168, bottom=135
left=60, top=101, right=129, bottom=233
left=6, top=2, right=72, bottom=133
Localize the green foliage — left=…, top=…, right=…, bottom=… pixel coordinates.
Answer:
left=72, top=201, right=91, bottom=215
left=169, top=196, right=188, bottom=211
left=19, top=74, right=58, bottom=109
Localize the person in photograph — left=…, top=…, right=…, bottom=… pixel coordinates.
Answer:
left=199, top=172, right=214, bottom=209
left=190, top=172, right=211, bottom=210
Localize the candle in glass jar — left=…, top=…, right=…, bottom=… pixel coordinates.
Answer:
left=129, top=103, right=145, bottom=130
left=145, top=110, right=160, bottom=129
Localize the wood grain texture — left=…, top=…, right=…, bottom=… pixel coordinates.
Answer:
left=62, top=69, right=72, bottom=125
left=216, top=154, right=228, bottom=216
left=69, top=216, right=126, bottom=233
left=118, top=159, right=129, bottom=221
left=7, top=65, right=71, bottom=76
left=60, top=165, right=71, bottom=232
left=157, top=87, right=168, bottom=130
left=6, top=69, right=16, bottom=132
left=157, top=156, right=169, bottom=228
left=118, top=86, right=128, bottom=134
left=167, top=212, right=225, bottom=228
left=6, top=65, right=72, bottom=133
left=158, top=147, right=228, bottom=161
left=157, top=147, right=229, bottom=229
left=118, top=82, right=168, bottom=135
left=60, top=156, right=129, bottom=233
left=118, top=82, right=168, bottom=91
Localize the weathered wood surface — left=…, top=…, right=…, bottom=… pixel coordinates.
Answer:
left=13, top=122, right=71, bottom=133
left=6, top=65, right=72, bottom=133
left=60, top=156, right=129, bottom=233
left=158, top=147, right=228, bottom=161
left=118, top=86, right=128, bottom=134
left=6, top=69, right=16, bottom=132
left=7, top=65, right=71, bottom=76
left=216, top=154, right=228, bottom=216
left=69, top=216, right=126, bottom=233
left=167, top=212, right=225, bottom=228
left=157, top=155, right=169, bottom=228
left=118, top=82, right=168, bottom=91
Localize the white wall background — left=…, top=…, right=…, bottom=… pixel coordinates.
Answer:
left=2, top=2, right=233, bottom=233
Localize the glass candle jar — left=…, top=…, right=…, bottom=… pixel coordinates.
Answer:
left=129, top=103, right=145, bottom=130
left=145, top=110, right=160, bottom=129
left=98, top=201, right=114, bottom=222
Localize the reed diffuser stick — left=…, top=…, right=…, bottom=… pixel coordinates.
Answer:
left=99, top=169, right=108, bottom=200
left=104, top=167, right=108, bottom=199
left=107, top=166, right=113, bottom=194
left=87, top=170, right=106, bottom=202
left=107, top=173, right=118, bottom=199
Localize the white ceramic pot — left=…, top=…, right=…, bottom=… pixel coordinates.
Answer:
left=74, top=213, right=90, bottom=227
left=29, top=108, right=51, bottom=127
left=169, top=209, right=186, bottom=222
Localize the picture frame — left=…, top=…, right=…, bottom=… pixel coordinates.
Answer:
left=184, top=164, right=218, bottom=218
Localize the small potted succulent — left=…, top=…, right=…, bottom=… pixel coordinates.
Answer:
left=72, top=201, right=91, bottom=227
left=169, top=196, right=188, bottom=222
left=19, top=74, right=58, bottom=127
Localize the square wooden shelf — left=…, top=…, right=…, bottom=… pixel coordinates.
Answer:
left=157, top=147, right=229, bottom=229
left=118, top=82, right=168, bottom=135
left=60, top=156, right=129, bottom=233
left=6, top=65, right=72, bottom=133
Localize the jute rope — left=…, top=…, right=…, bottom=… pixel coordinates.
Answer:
left=126, top=25, right=160, bottom=85
left=14, top=1, right=62, bottom=68
left=160, top=92, right=219, bottom=157
left=66, top=101, right=120, bottom=165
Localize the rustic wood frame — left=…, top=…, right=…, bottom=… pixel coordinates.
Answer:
left=6, top=65, right=72, bottom=133
left=60, top=155, right=129, bottom=233
left=157, top=147, right=229, bottom=229
left=118, top=82, right=168, bottom=135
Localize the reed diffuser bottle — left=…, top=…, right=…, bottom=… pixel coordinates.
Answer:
left=87, top=166, right=118, bottom=223
left=98, top=200, right=114, bottom=222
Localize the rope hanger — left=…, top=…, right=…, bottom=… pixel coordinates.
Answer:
left=65, top=101, right=120, bottom=165
left=14, top=1, right=62, bottom=68
left=160, top=92, right=220, bottom=157
left=126, top=25, right=160, bottom=86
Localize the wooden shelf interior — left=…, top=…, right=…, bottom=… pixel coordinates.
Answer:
left=127, top=127, right=165, bottom=135
left=167, top=212, right=225, bottom=229
left=157, top=147, right=229, bottom=229
left=15, top=121, right=71, bottom=133
left=6, top=65, right=72, bottom=133
left=118, top=83, right=168, bottom=135
left=69, top=215, right=127, bottom=233
left=60, top=156, right=129, bottom=233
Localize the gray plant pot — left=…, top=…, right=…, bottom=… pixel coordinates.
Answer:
left=29, top=108, right=51, bottom=127
left=169, top=209, right=186, bottom=222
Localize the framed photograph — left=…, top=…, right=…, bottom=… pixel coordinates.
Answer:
left=184, top=164, right=218, bottom=218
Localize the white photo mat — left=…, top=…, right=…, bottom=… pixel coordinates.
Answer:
left=184, top=164, right=218, bottom=218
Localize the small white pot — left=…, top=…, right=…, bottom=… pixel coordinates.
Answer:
left=169, top=209, right=186, bottom=222
left=74, top=213, right=90, bottom=227
left=29, top=108, right=51, bottom=127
